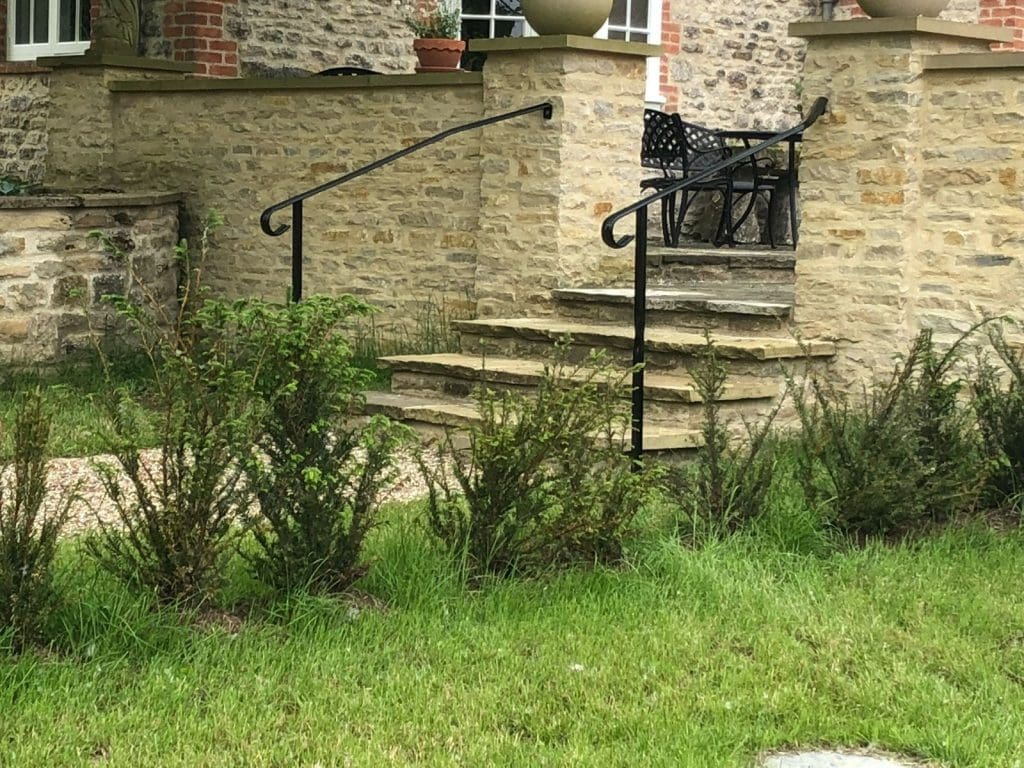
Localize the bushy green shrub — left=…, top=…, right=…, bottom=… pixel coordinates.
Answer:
left=236, top=296, right=409, bottom=594
left=0, top=388, right=71, bottom=651
left=792, top=329, right=984, bottom=540
left=973, top=325, right=1024, bottom=513
left=87, top=214, right=263, bottom=606
left=420, top=348, right=656, bottom=577
left=672, top=338, right=783, bottom=542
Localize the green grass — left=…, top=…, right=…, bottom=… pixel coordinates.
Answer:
left=3, top=507, right=1024, bottom=767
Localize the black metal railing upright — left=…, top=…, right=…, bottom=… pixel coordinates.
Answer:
left=261, top=102, right=554, bottom=302
left=602, top=97, right=829, bottom=464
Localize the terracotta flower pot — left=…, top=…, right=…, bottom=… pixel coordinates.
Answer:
left=413, top=38, right=467, bottom=72
left=855, top=0, right=950, bottom=17
left=522, top=0, right=614, bottom=36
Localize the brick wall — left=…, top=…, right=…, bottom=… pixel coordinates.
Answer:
left=163, top=0, right=239, bottom=77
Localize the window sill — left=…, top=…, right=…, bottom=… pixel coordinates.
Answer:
left=0, top=62, right=52, bottom=74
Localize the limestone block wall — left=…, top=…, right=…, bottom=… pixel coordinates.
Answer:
left=0, top=71, right=50, bottom=183
left=915, top=60, right=1024, bottom=345
left=99, top=76, right=485, bottom=319
left=791, top=19, right=1020, bottom=384
left=0, top=194, right=180, bottom=362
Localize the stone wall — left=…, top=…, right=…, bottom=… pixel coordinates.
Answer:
left=0, top=71, right=50, bottom=183
left=0, top=194, right=180, bottom=362
left=792, top=18, right=1021, bottom=385
left=98, top=76, right=485, bottom=319
left=226, top=0, right=418, bottom=76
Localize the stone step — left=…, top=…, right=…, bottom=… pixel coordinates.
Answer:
left=362, top=391, right=705, bottom=453
left=551, top=285, right=793, bottom=333
left=648, top=245, right=796, bottom=285
left=455, top=317, right=834, bottom=374
left=380, top=352, right=779, bottom=425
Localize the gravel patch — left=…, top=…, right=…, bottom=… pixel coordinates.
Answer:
left=29, top=447, right=436, bottom=537
left=761, top=751, right=928, bottom=768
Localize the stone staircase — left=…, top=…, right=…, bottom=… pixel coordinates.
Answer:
left=364, top=244, right=835, bottom=458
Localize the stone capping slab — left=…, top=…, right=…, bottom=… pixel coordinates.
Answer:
left=923, top=51, right=1024, bottom=70
left=108, top=71, right=483, bottom=93
left=35, top=53, right=196, bottom=72
left=470, top=34, right=663, bottom=57
left=0, top=191, right=183, bottom=209
left=789, top=17, right=1012, bottom=43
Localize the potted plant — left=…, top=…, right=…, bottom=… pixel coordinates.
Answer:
left=406, top=0, right=466, bottom=73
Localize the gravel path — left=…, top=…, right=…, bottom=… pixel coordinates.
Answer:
left=33, top=447, right=436, bottom=536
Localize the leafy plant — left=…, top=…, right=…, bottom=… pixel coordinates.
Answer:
left=406, top=0, right=462, bottom=39
left=973, top=324, right=1024, bottom=513
left=420, top=346, right=656, bottom=577
left=236, top=296, right=410, bottom=594
left=0, top=388, right=72, bottom=651
left=0, top=174, right=35, bottom=197
left=86, top=213, right=263, bottom=607
left=673, top=336, right=784, bottom=542
left=791, top=328, right=985, bottom=540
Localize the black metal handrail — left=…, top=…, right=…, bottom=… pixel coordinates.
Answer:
left=602, top=96, right=829, bottom=463
left=261, top=102, right=554, bottom=302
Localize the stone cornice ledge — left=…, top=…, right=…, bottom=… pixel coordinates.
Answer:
left=109, top=71, right=483, bottom=93
left=36, top=53, right=195, bottom=72
left=789, top=17, right=1012, bottom=43
left=923, top=51, right=1024, bottom=70
left=471, top=35, right=663, bottom=57
left=0, top=191, right=183, bottom=209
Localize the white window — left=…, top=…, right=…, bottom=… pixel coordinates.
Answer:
left=7, top=0, right=91, bottom=61
left=459, top=0, right=664, bottom=108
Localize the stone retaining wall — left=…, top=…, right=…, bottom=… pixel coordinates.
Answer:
left=0, top=70, right=50, bottom=183
left=0, top=193, right=180, bottom=362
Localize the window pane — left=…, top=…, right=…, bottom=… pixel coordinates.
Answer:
left=609, top=0, right=627, bottom=26
left=462, top=0, right=490, bottom=14
left=33, top=0, right=50, bottom=44
left=461, top=18, right=491, bottom=39
left=631, top=0, right=648, bottom=28
left=493, top=19, right=525, bottom=37
left=608, top=29, right=626, bottom=40
left=495, top=0, right=522, bottom=14
left=15, top=0, right=31, bottom=44
left=59, top=0, right=77, bottom=42
left=80, top=0, right=90, bottom=40
left=631, top=32, right=647, bottom=43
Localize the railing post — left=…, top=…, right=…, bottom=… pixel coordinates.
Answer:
left=291, top=200, right=303, bottom=303
left=631, top=205, right=648, bottom=466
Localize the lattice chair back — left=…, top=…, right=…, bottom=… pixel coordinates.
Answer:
left=642, top=109, right=685, bottom=176
left=678, top=118, right=730, bottom=175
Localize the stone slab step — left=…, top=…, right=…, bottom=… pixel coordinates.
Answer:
left=552, top=286, right=793, bottom=319
left=380, top=353, right=778, bottom=404
left=651, top=245, right=795, bottom=270
left=362, top=391, right=704, bottom=452
left=455, top=318, right=835, bottom=362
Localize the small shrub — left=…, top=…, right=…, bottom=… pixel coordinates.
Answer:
left=87, top=214, right=263, bottom=607
left=420, top=348, right=656, bottom=577
left=0, top=388, right=71, bottom=651
left=792, top=328, right=984, bottom=540
left=973, top=325, right=1024, bottom=512
left=0, top=174, right=35, bottom=197
left=236, top=296, right=409, bottom=594
left=406, top=0, right=461, bottom=38
left=672, top=337, right=784, bottom=542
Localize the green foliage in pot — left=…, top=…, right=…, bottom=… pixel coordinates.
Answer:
left=406, top=0, right=461, bottom=39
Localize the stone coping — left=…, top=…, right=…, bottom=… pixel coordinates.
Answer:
left=789, top=17, right=1012, bottom=43
left=109, top=71, right=483, bottom=93
left=0, top=191, right=183, bottom=209
left=470, top=35, right=663, bottom=57
left=923, top=51, right=1024, bottom=70
left=36, top=53, right=195, bottom=72
left=0, top=62, right=51, bottom=75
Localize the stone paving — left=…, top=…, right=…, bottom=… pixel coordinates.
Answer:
left=761, top=751, right=924, bottom=768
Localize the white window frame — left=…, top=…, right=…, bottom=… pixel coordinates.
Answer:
left=7, top=0, right=91, bottom=62
left=459, top=0, right=664, bottom=109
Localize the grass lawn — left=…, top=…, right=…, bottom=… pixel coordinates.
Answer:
left=2, top=508, right=1023, bottom=767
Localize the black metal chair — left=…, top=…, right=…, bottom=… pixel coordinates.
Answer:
left=641, top=110, right=780, bottom=248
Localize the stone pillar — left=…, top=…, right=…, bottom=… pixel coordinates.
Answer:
left=789, top=17, right=1010, bottom=383
left=471, top=36, right=658, bottom=318
left=35, top=54, right=192, bottom=190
